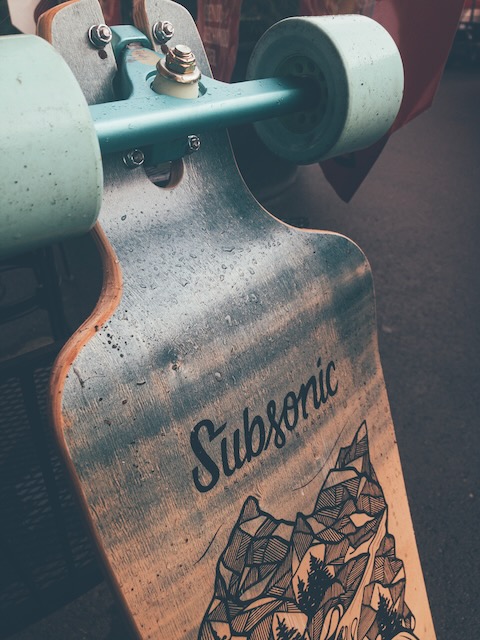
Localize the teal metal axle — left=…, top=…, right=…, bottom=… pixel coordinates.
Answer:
left=90, top=75, right=316, bottom=156
left=90, top=27, right=319, bottom=159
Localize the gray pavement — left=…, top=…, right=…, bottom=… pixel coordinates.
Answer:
left=9, top=65, right=480, bottom=639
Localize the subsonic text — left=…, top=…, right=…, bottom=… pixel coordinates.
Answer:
left=190, top=357, right=338, bottom=493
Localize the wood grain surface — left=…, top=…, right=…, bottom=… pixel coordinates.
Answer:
left=44, top=1, right=435, bottom=638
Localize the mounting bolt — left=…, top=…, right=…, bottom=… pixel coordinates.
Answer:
left=123, top=149, right=145, bottom=169
left=88, top=24, right=113, bottom=48
left=187, top=135, right=201, bottom=153
left=152, top=20, right=174, bottom=44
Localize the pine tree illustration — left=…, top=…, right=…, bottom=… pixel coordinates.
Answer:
left=276, top=617, right=306, bottom=640
left=377, top=594, right=405, bottom=640
left=297, top=554, right=334, bottom=620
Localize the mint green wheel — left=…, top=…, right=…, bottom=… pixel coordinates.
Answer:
left=0, top=35, right=102, bottom=258
left=247, top=15, right=404, bottom=164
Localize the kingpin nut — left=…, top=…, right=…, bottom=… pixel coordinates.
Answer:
left=88, top=24, right=112, bottom=48
left=156, top=44, right=201, bottom=84
left=166, top=45, right=196, bottom=74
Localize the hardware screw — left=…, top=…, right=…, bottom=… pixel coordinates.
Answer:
left=187, top=135, right=201, bottom=153
left=88, top=24, right=113, bottom=48
left=152, top=20, right=175, bottom=44
left=123, top=149, right=145, bottom=168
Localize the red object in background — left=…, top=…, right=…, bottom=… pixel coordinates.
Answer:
left=301, top=0, right=466, bottom=200
left=98, top=0, right=122, bottom=24
left=34, top=0, right=122, bottom=25
left=300, top=1, right=376, bottom=16
left=196, top=0, right=243, bottom=81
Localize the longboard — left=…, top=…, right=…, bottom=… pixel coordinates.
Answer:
left=36, top=1, right=436, bottom=638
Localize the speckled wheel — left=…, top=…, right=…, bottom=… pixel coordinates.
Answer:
left=247, top=15, right=404, bottom=164
left=0, top=35, right=102, bottom=258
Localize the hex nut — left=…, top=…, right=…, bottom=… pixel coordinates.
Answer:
left=88, top=24, right=113, bottom=49
left=152, top=20, right=175, bottom=44
left=187, top=135, right=201, bottom=153
left=123, top=149, right=145, bottom=168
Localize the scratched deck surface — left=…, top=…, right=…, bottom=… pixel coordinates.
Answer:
left=42, top=1, right=435, bottom=638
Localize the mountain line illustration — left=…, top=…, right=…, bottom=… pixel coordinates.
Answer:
left=199, top=421, right=419, bottom=640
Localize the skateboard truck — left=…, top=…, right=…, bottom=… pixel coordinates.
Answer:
left=0, top=15, right=404, bottom=257
left=95, top=25, right=320, bottom=165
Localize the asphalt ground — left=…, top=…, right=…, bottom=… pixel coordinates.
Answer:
left=8, top=64, right=480, bottom=639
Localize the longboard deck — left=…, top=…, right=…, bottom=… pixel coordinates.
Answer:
left=41, top=1, right=436, bottom=638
